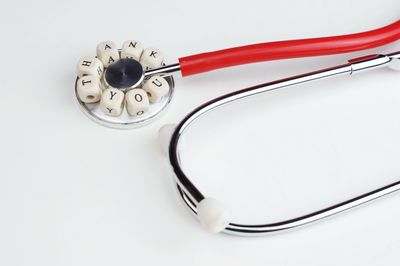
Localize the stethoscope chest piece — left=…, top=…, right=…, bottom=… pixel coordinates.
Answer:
left=75, top=41, right=175, bottom=129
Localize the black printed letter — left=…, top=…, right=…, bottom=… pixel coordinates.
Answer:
left=82, top=60, right=91, bottom=67
left=135, top=94, right=143, bottom=102
left=81, top=79, right=92, bottom=86
left=151, top=79, right=162, bottom=87
left=109, top=91, right=117, bottom=100
left=149, top=51, right=157, bottom=58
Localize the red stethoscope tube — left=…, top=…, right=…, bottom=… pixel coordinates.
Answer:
left=178, top=20, right=400, bottom=76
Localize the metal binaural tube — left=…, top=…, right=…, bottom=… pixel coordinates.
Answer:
left=169, top=51, right=400, bottom=236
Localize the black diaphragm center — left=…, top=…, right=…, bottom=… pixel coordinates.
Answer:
left=105, top=58, right=144, bottom=89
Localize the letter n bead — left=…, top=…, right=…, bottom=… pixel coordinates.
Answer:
left=121, top=40, right=144, bottom=61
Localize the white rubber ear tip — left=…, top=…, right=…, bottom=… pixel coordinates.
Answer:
left=158, top=124, right=177, bottom=155
left=197, top=198, right=230, bottom=233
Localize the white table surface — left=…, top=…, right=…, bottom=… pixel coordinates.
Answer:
left=1, top=0, right=400, bottom=265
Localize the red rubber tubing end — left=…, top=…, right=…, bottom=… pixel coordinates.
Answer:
left=178, top=20, right=400, bottom=76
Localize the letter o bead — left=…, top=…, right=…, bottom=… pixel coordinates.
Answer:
left=125, top=89, right=149, bottom=116
left=143, top=76, right=170, bottom=103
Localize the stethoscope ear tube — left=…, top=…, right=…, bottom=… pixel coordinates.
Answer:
left=166, top=51, right=400, bottom=235
left=177, top=20, right=400, bottom=76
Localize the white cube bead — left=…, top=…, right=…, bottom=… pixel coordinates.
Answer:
left=77, top=56, right=103, bottom=78
left=125, top=89, right=150, bottom=116
left=121, top=40, right=144, bottom=61
left=96, top=41, right=120, bottom=67
left=76, top=75, right=102, bottom=103
left=100, top=88, right=125, bottom=116
left=140, top=48, right=164, bottom=70
left=143, top=76, right=170, bottom=103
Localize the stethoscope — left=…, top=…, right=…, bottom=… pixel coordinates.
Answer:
left=75, top=20, right=400, bottom=235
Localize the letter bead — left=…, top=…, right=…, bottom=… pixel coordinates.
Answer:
left=100, top=88, right=125, bottom=116
left=76, top=75, right=102, bottom=103
left=125, top=89, right=150, bottom=116
left=77, top=56, right=103, bottom=78
left=96, top=41, right=120, bottom=67
left=121, top=40, right=144, bottom=61
left=143, top=76, right=170, bottom=103
left=140, top=48, right=164, bottom=70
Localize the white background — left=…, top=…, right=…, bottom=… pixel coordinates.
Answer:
left=1, top=0, right=400, bottom=265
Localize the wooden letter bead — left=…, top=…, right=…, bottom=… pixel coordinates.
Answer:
left=76, top=75, right=102, bottom=103
left=100, top=88, right=125, bottom=116
left=121, top=40, right=144, bottom=61
left=96, top=41, right=120, bottom=67
left=125, top=89, right=149, bottom=116
left=140, top=48, right=164, bottom=70
left=143, top=76, right=170, bottom=103
left=77, top=56, right=103, bottom=78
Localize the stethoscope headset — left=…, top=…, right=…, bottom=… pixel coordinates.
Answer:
left=75, top=20, right=400, bottom=235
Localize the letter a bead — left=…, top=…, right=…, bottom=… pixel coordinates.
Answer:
left=96, top=41, right=120, bottom=67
